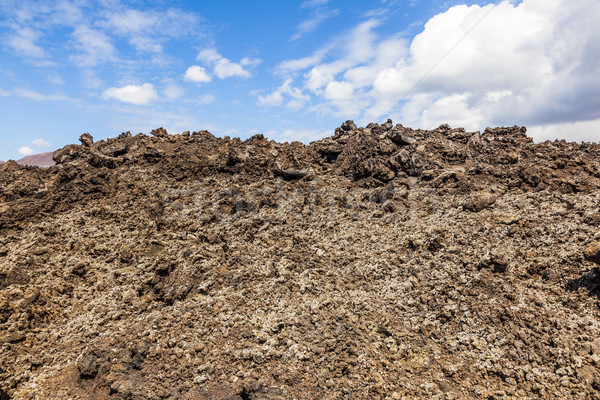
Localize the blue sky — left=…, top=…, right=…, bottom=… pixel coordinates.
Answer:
left=1, top=0, right=599, bottom=161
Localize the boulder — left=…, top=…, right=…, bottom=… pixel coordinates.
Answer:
left=390, top=125, right=416, bottom=146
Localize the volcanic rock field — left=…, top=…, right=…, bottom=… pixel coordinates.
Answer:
left=2, top=121, right=600, bottom=399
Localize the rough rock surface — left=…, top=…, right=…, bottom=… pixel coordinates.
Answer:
left=2, top=122, right=600, bottom=399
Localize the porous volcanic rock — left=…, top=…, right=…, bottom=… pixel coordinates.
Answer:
left=2, top=122, right=600, bottom=399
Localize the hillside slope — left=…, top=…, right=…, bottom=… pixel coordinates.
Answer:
left=2, top=122, right=600, bottom=399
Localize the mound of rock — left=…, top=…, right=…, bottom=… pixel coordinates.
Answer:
left=2, top=121, right=600, bottom=399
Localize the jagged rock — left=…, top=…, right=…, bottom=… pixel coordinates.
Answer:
left=390, top=124, right=416, bottom=146
left=340, top=120, right=357, bottom=131
left=52, top=144, right=80, bottom=164
left=2, top=122, right=600, bottom=399
left=150, top=127, right=168, bottom=137
left=79, top=133, right=94, bottom=147
left=100, top=143, right=128, bottom=157
left=381, top=118, right=394, bottom=131
left=478, top=253, right=509, bottom=273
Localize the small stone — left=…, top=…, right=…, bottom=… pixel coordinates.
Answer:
left=462, top=192, right=497, bottom=212
left=0, top=332, right=26, bottom=344
left=77, top=353, right=100, bottom=379
left=584, top=213, right=600, bottom=226
left=584, top=241, right=600, bottom=264
left=193, top=374, right=209, bottom=384
left=478, top=253, right=509, bottom=273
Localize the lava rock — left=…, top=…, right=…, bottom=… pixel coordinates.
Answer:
left=478, top=253, right=509, bottom=273
left=462, top=192, right=497, bottom=212
left=341, top=120, right=357, bottom=131
left=390, top=125, right=416, bottom=146
left=584, top=242, right=600, bottom=264
left=80, top=133, right=94, bottom=147
left=150, top=127, right=169, bottom=137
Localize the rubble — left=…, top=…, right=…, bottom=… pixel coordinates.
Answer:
left=1, top=121, right=600, bottom=399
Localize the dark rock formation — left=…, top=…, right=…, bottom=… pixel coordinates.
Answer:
left=2, top=121, right=600, bottom=399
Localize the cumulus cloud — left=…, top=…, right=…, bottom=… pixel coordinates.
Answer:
left=265, top=0, right=600, bottom=139
left=184, top=66, right=211, bottom=84
left=257, top=79, right=310, bottom=110
left=18, top=146, right=34, bottom=156
left=103, top=83, right=158, bottom=105
left=368, top=0, right=600, bottom=131
left=32, top=138, right=50, bottom=147
left=196, top=48, right=258, bottom=79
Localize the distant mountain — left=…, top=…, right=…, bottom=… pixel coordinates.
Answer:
left=15, top=152, right=55, bottom=167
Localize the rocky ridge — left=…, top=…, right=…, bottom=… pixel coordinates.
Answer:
left=2, top=121, right=600, bottom=399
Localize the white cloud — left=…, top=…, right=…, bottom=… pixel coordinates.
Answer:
left=325, top=81, right=353, bottom=100
left=69, top=25, right=116, bottom=67
left=32, top=138, right=50, bottom=147
left=263, top=0, right=600, bottom=140
left=47, top=74, right=64, bottom=85
left=291, top=8, right=340, bottom=41
left=163, top=82, right=185, bottom=100
left=200, top=94, right=216, bottom=104
left=214, top=59, right=250, bottom=79
left=81, top=69, right=104, bottom=89
left=102, top=83, right=158, bottom=105
left=301, top=0, right=330, bottom=8
left=196, top=48, right=258, bottom=79
left=528, top=118, right=600, bottom=143
left=7, top=27, right=46, bottom=58
left=18, top=146, right=34, bottom=156
left=367, top=0, right=600, bottom=130
left=275, top=128, right=330, bottom=143
left=257, top=91, right=284, bottom=107
left=257, top=79, right=310, bottom=110
left=103, top=8, right=200, bottom=54
left=197, top=48, right=222, bottom=64
left=15, top=89, right=67, bottom=101
left=184, top=66, right=211, bottom=84
left=0, top=88, right=10, bottom=96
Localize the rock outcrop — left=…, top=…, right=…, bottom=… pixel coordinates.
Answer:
left=2, top=122, right=600, bottom=399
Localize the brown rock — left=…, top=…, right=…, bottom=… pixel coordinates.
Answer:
left=584, top=242, right=600, bottom=264
left=478, top=253, right=509, bottom=273
left=462, top=192, right=497, bottom=212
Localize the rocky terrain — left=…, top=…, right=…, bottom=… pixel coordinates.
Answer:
left=1, top=121, right=600, bottom=399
